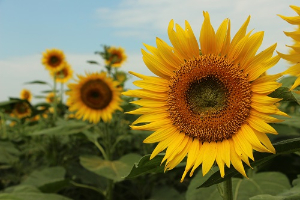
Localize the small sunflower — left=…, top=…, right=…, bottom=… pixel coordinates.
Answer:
left=105, top=47, right=127, bottom=67
left=46, top=92, right=56, bottom=103
left=50, top=62, right=73, bottom=83
left=20, top=89, right=32, bottom=102
left=278, top=5, right=300, bottom=91
left=123, top=12, right=287, bottom=181
left=42, top=49, right=66, bottom=72
left=12, top=102, right=32, bottom=119
left=66, top=72, right=122, bottom=123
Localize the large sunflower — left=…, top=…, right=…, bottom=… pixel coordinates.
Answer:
left=12, top=102, right=32, bottom=119
left=42, top=49, right=66, bottom=72
left=123, top=12, right=287, bottom=181
left=50, top=62, right=73, bottom=83
left=66, top=72, right=122, bottom=123
left=278, top=5, right=300, bottom=92
left=105, top=47, right=127, bottom=67
left=20, top=89, right=32, bottom=102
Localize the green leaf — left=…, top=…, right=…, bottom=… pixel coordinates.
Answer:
left=25, top=80, right=48, bottom=85
left=29, top=120, right=91, bottom=136
left=279, top=76, right=297, bottom=88
left=269, top=87, right=300, bottom=104
left=80, top=153, right=141, bottom=182
left=187, top=171, right=290, bottom=200
left=124, top=154, right=165, bottom=179
left=250, top=175, right=300, bottom=200
left=200, top=138, right=300, bottom=188
left=150, top=186, right=185, bottom=200
left=87, top=60, right=100, bottom=65
left=21, top=166, right=67, bottom=192
left=186, top=167, right=221, bottom=200
left=0, top=99, right=20, bottom=108
left=0, top=185, right=72, bottom=200
left=0, top=141, right=20, bottom=164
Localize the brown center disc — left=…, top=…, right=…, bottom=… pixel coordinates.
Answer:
left=167, top=54, right=252, bottom=142
left=80, top=79, right=113, bottom=110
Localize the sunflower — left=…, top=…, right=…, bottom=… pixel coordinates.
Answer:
left=46, top=92, right=56, bottom=103
left=278, top=5, right=300, bottom=92
left=50, top=62, right=73, bottom=83
left=20, top=89, right=32, bottom=102
left=42, top=49, right=66, bottom=72
left=123, top=12, right=287, bottom=181
left=105, top=47, right=127, bottom=67
left=12, top=102, right=32, bottom=119
left=66, top=72, right=122, bottom=123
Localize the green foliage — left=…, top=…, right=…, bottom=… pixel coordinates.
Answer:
left=80, top=153, right=141, bottom=182
left=186, top=171, right=291, bottom=200
left=250, top=175, right=300, bottom=200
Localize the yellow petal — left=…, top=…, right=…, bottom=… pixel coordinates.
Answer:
left=132, top=112, right=170, bottom=125
left=130, top=99, right=166, bottom=108
left=144, top=126, right=178, bottom=143
left=247, top=115, right=278, bottom=134
left=290, top=5, right=300, bottom=15
left=165, top=137, right=192, bottom=171
left=161, top=133, right=186, bottom=164
left=150, top=130, right=181, bottom=159
left=277, top=51, right=300, bottom=63
left=123, top=89, right=167, bottom=100
left=202, top=142, right=217, bottom=176
left=233, top=130, right=254, bottom=160
left=229, top=139, right=247, bottom=177
left=215, top=19, right=229, bottom=54
left=278, top=14, right=300, bottom=25
left=200, top=11, right=217, bottom=54
left=240, top=124, right=271, bottom=153
left=254, top=130, right=276, bottom=154
left=230, top=16, right=250, bottom=51
left=181, top=139, right=201, bottom=182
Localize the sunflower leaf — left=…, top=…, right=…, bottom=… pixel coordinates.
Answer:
left=124, top=154, right=165, bottom=179
left=25, top=80, right=48, bottom=85
left=199, top=138, right=300, bottom=188
left=269, top=86, right=300, bottom=104
left=87, top=60, right=100, bottom=65
left=80, top=153, right=141, bottom=182
left=187, top=171, right=290, bottom=200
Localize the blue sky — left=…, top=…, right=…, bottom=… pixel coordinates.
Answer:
left=0, top=0, right=299, bottom=102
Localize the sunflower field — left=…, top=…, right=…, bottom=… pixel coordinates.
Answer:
left=1, top=4, right=300, bottom=200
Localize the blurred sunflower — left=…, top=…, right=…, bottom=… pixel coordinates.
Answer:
left=105, top=47, right=127, bottom=67
left=123, top=12, right=287, bottom=181
left=46, top=92, right=55, bottom=103
left=278, top=5, right=300, bottom=92
left=20, top=89, right=32, bottom=102
left=12, top=102, right=32, bottom=118
left=66, top=72, right=122, bottom=123
left=50, top=62, right=73, bottom=83
left=42, top=49, right=66, bottom=72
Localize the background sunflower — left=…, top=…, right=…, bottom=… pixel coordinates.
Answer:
left=66, top=72, right=122, bottom=123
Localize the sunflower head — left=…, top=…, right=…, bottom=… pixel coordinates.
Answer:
left=13, top=102, right=32, bottom=119
left=66, top=72, right=122, bottom=123
left=46, top=92, right=56, bottom=103
left=278, top=5, right=300, bottom=91
left=20, top=89, right=32, bottom=102
left=123, top=12, right=286, bottom=181
left=42, top=49, right=66, bottom=72
left=51, top=62, right=73, bottom=83
left=105, top=47, right=127, bottom=67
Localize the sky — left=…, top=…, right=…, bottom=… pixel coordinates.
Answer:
left=0, top=0, right=299, bottom=103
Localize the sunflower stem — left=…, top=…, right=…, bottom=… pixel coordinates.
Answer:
left=223, top=178, right=233, bottom=200
left=52, top=74, right=58, bottom=122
